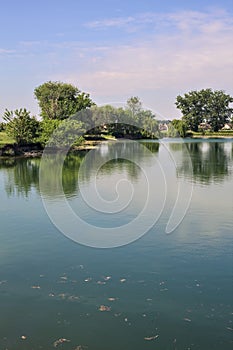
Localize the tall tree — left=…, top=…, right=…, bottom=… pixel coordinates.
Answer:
left=34, top=81, right=94, bottom=120
left=3, top=108, right=39, bottom=145
left=126, top=96, right=142, bottom=122
left=206, top=90, right=233, bottom=131
left=175, top=89, right=233, bottom=132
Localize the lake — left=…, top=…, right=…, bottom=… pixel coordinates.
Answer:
left=0, top=139, right=232, bottom=350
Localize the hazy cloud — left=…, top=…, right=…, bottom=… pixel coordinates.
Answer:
left=1, top=8, right=232, bottom=118
left=59, top=9, right=233, bottom=116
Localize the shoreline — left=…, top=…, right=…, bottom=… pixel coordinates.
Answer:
left=0, top=136, right=233, bottom=159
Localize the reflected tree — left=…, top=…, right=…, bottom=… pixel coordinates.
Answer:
left=2, top=141, right=160, bottom=198
left=174, top=142, right=232, bottom=184
left=3, top=158, right=40, bottom=197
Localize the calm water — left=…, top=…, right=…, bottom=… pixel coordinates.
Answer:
left=0, top=140, right=232, bottom=350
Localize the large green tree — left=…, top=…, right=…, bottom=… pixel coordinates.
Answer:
left=34, top=81, right=94, bottom=120
left=3, top=108, right=39, bottom=145
left=206, top=90, right=233, bottom=131
left=175, top=89, right=233, bottom=132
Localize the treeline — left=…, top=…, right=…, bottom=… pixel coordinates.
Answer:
left=1, top=82, right=233, bottom=146
left=1, top=82, right=160, bottom=146
left=170, top=89, right=233, bottom=137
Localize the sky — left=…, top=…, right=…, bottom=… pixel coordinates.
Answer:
left=0, top=0, right=233, bottom=120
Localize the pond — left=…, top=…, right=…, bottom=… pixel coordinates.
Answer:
left=0, top=139, right=232, bottom=349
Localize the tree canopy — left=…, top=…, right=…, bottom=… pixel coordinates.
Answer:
left=3, top=108, right=39, bottom=145
left=175, top=89, right=233, bottom=132
left=34, top=81, right=94, bottom=120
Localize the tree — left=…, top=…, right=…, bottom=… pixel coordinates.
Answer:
left=126, top=96, right=142, bottom=120
left=141, top=111, right=159, bottom=138
left=39, top=118, right=85, bottom=147
left=34, top=81, right=94, bottom=120
left=38, top=119, right=61, bottom=146
left=175, top=89, right=233, bottom=132
left=168, top=119, right=187, bottom=138
left=206, top=90, right=233, bottom=131
left=3, top=108, right=39, bottom=145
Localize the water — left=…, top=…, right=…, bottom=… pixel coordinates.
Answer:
left=0, top=140, right=232, bottom=350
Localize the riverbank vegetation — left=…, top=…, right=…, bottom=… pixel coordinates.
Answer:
left=0, top=83, right=232, bottom=155
left=173, top=88, right=233, bottom=136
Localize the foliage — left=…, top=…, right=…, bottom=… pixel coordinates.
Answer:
left=168, top=119, right=187, bottom=137
left=38, top=119, right=61, bottom=146
left=34, top=81, right=94, bottom=120
left=140, top=111, right=159, bottom=138
left=126, top=96, right=142, bottom=119
left=0, top=131, right=15, bottom=146
left=3, top=108, right=40, bottom=145
left=84, top=97, right=159, bottom=139
left=0, top=122, right=6, bottom=131
left=40, top=118, right=85, bottom=148
left=176, top=89, right=233, bottom=132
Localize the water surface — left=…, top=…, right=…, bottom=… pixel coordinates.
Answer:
left=0, top=140, right=232, bottom=349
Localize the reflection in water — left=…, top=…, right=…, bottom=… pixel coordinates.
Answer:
left=78, top=141, right=159, bottom=184
left=1, top=140, right=232, bottom=197
left=1, top=141, right=159, bottom=198
left=171, top=141, right=233, bottom=184
left=1, top=158, right=40, bottom=197
left=0, top=140, right=232, bottom=350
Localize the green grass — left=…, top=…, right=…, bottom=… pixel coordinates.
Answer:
left=100, top=134, right=116, bottom=140
left=190, top=130, right=233, bottom=137
left=0, top=131, right=15, bottom=147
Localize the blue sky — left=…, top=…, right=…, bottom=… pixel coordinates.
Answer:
left=0, top=0, right=233, bottom=119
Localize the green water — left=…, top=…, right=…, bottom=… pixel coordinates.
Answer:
left=0, top=140, right=232, bottom=349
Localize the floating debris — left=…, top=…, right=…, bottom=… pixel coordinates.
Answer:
left=0, top=280, right=7, bottom=285
left=97, top=281, right=106, bottom=285
left=21, top=335, right=27, bottom=340
left=74, top=346, right=88, bottom=350
left=108, top=297, right=116, bottom=301
left=60, top=276, right=68, bottom=281
left=68, top=295, right=79, bottom=301
left=53, top=338, right=70, bottom=348
left=58, top=293, right=66, bottom=299
left=99, top=305, right=111, bottom=312
left=103, top=276, right=111, bottom=281
left=144, top=334, right=159, bottom=341
left=49, top=293, right=55, bottom=297
left=226, top=327, right=233, bottom=331
left=183, top=318, right=192, bottom=322
left=84, top=277, right=92, bottom=282
left=120, top=278, right=126, bottom=283
left=31, top=285, right=41, bottom=289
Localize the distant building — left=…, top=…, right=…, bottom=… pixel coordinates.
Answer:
left=221, top=123, right=232, bottom=130
left=158, top=120, right=171, bottom=131
left=199, top=122, right=211, bottom=130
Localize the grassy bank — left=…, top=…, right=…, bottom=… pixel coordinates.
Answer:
left=190, top=130, right=233, bottom=138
